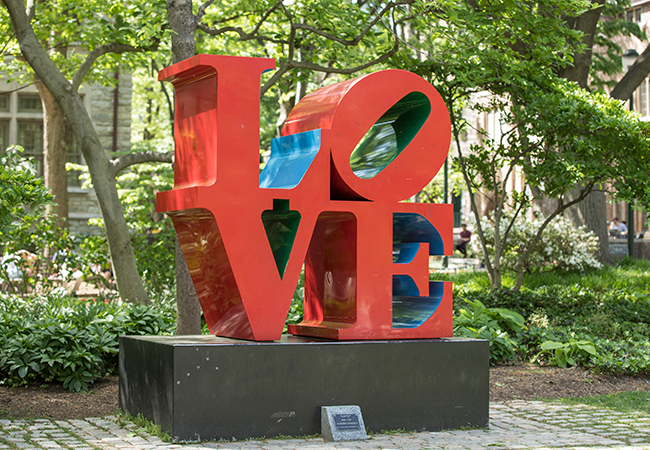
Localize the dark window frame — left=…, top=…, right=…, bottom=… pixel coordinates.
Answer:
left=17, top=120, right=44, bottom=177
left=0, top=121, right=8, bottom=151
left=18, top=94, right=43, bottom=113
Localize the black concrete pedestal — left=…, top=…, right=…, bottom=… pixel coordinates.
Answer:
left=119, top=335, right=488, bottom=442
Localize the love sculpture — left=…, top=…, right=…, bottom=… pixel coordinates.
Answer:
left=157, top=55, right=453, bottom=341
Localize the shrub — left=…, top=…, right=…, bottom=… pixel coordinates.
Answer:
left=453, top=299, right=525, bottom=362
left=468, top=212, right=601, bottom=272
left=532, top=339, right=597, bottom=368
left=588, top=338, right=650, bottom=375
left=0, top=146, right=79, bottom=295
left=447, top=262, right=650, bottom=376
left=0, top=293, right=175, bottom=391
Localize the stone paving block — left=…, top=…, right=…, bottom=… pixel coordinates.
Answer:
left=4, top=401, right=650, bottom=450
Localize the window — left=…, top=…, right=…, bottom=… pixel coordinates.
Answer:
left=0, top=94, right=8, bottom=111
left=0, top=122, right=8, bottom=151
left=487, top=110, right=505, bottom=143
left=626, top=8, right=642, bottom=22
left=67, top=138, right=83, bottom=187
left=18, top=95, right=42, bottom=113
left=17, top=121, right=43, bottom=176
left=640, top=79, right=649, bottom=117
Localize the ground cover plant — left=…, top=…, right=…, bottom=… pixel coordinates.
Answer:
left=0, top=293, right=175, bottom=392
left=440, top=258, right=650, bottom=375
left=553, top=391, right=650, bottom=415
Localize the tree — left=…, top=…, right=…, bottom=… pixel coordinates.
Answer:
left=3, top=0, right=172, bottom=303
left=35, top=80, right=71, bottom=228
left=401, top=0, right=650, bottom=290
left=165, top=0, right=202, bottom=334
left=553, top=0, right=650, bottom=262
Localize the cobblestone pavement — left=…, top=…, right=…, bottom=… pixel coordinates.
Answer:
left=1, top=401, right=649, bottom=450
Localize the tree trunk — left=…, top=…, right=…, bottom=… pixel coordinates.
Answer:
left=174, top=237, right=202, bottom=334
left=5, top=0, right=151, bottom=304
left=558, top=0, right=605, bottom=89
left=564, top=188, right=612, bottom=264
left=558, top=2, right=611, bottom=264
left=36, top=79, right=69, bottom=228
left=610, top=43, right=650, bottom=101
left=90, top=139, right=151, bottom=303
left=167, top=0, right=202, bottom=334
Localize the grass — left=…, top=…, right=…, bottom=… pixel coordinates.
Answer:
left=553, top=391, right=650, bottom=415
left=115, top=409, right=172, bottom=443
left=267, top=433, right=320, bottom=440
left=434, top=258, right=650, bottom=292
left=376, top=428, right=408, bottom=435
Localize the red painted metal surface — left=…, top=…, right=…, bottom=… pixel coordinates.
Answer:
left=157, top=54, right=453, bottom=341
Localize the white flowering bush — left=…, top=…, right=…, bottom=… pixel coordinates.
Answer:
left=468, top=213, right=601, bottom=272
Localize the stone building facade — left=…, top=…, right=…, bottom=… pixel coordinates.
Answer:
left=604, top=0, right=650, bottom=235
left=0, top=72, right=132, bottom=235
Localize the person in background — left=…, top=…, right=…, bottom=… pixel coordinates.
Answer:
left=609, top=217, right=620, bottom=237
left=455, top=223, right=472, bottom=258
left=619, top=220, right=628, bottom=237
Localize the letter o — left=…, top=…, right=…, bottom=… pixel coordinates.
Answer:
left=283, top=70, right=451, bottom=202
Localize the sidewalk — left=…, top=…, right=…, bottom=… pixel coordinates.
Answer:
left=1, top=400, right=649, bottom=450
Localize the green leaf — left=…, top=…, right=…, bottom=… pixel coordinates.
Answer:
left=540, top=341, right=565, bottom=350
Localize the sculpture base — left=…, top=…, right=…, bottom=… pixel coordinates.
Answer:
left=119, top=335, right=488, bottom=442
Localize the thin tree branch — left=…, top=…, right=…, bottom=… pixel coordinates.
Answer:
left=196, top=0, right=282, bottom=43
left=285, top=7, right=296, bottom=63
left=512, top=180, right=596, bottom=290
left=502, top=197, right=526, bottom=247
left=110, top=151, right=174, bottom=177
left=196, top=22, right=285, bottom=44
left=293, top=0, right=408, bottom=46
left=0, top=81, right=38, bottom=96
left=451, top=87, right=497, bottom=283
left=152, top=59, right=175, bottom=139
left=260, top=64, right=292, bottom=96
left=288, top=36, right=400, bottom=74
left=195, top=0, right=216, bottom=22
left=72, top=43, right=158, bottom=90
left=260, top=36, right=399, bottom=96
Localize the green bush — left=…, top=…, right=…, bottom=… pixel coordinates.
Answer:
left=588, top=337, right=650, bottom=375
left=0, top=146, right=80, bottom=295
left=0, top=294, right=175, bottom=391
left=447, top=260, right=650, bottom=375
left=0, top=146, right=51, bottom=239
left=453, top=299, right=525, bottom=362
left=532, top=339, right=597, bottom=368
left=468, top=212, right=601, bottom=272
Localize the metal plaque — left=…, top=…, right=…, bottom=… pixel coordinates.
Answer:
left=333, top=414, right=361, bottom=431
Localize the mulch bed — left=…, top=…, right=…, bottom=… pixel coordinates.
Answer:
left=1, top=365, right=649, bottom=420
left=490, top=363, right=650, bottom=402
